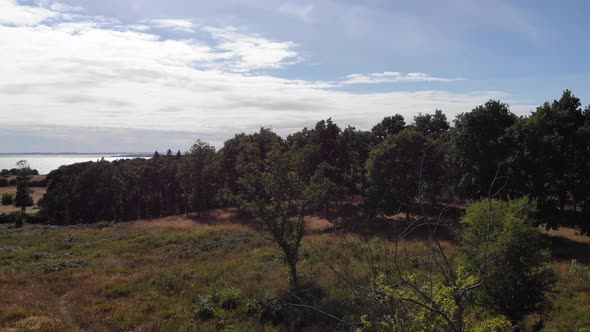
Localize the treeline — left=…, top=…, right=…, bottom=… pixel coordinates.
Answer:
left=0, top=168, right=42, bottom=187
left=39, top=90, right=590, bottom=230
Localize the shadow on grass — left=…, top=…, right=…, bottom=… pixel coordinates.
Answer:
left=542, top=234, right=590, bottom=263
left=320, top=202, right=462, bottom=243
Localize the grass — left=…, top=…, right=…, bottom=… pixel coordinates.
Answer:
left=0, top=209, right=589, bottom=331
left=0, top=186, right=46, bottom=214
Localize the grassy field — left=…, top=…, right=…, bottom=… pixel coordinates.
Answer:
left=0, top=187, right=46, bottom=214
left=0, top=209, right=589, bottom=331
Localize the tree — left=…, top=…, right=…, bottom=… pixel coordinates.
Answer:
left=506, top=90, right=590, bottom=227
left=15, top=160, right=33, bottom=214
left=371, top=114, right=406, bottom=144
left=450, top=100, right=517, bottom=198
left=180, top=140, right=218, bottom=216
left=365, top=129, right=429, bottom=220
left=255, top=150, right=311, bottom=289
left=414, top=109, right=450, bottom=140
left=460, top=198, right=556, bottom=324
left=305, top=162, right=345, bottom=213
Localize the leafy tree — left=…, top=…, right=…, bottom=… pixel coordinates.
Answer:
left=337, top=126, right=372, bottom=193
left=255, top=150, right=311, bottom=289
left=414, top=109, right=450, bottom=140
left=15, top=160, right=34, bottom=215
left=450, top=100, right=516, bottom=198
left=305, top=162, right=345, bottom=212
left=506, top=90, right=590, bottom=227
left=371, top=114, right=406, bottom=144
left=218, top=128, right=282, bottom=214
left=461, top=198, right=556, bottom=323
left=366, top=129, right=429, bottom=219
left=180, top=140, right=218, bottom=216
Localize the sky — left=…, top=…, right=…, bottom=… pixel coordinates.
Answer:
left=0, top=0, right=589, bottom=152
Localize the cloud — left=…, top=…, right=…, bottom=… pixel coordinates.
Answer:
left=278, top=2, right=315, bottom=22
left=342, top=72, right=464, bottom=85
left=202, top=26, right=299, bottom=72
left=0, top=0, right=533, bottom=152
left=0, top=0, right=58, bottom=26
left=147, top=19, right=195, bottom=32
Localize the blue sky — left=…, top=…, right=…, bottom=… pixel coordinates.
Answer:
left=0, top=0, right=589, bottom=152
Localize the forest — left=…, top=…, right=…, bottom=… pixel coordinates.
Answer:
left=1, top=89, right=590, bottom=331
left=38, top=90, right=590, bottom=231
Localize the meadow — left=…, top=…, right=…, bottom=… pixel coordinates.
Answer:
left=1, top=206, right=589, bottom=332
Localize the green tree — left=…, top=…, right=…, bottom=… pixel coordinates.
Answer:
left=450, top=100, right=516, bottom=198
left=15, top=160, right=34, bottom=227
left=305, top=162, right=345, bottom=213
left=371, top=114, right=406, bottom=144
left=461, top=198, right=556, bottom=324
left=366, top=129, right=430, bottom=219
left=506, top=90, right=590, bottom=227
left=255, top=150, right=311, bottom=289
left=414, top=109, right=450, bottom=140
left=180, top=140, right=218, bottom=216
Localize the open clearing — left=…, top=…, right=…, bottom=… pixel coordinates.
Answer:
left=0, top=187, right=46, bottom=214
left=0, top=210, right=589, bottom=331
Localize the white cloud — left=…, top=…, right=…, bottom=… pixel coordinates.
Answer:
left=202, top=26, right=299, bottom=72
left=0, top=0, right=58, bottom=26
left=48, top=2, right=83, bottom=13
left=342, top=72, right=463, bottom=85
left=279, top=2, right=315, bottom=22
left=0, top=1, right=532, bottom=151
left=147, top=19, right=195, bottom=32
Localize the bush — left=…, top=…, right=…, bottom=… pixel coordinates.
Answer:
left=0, top=177, right=8, bottom=187
left=219, top=288, right=241, bottom=310
left=461, top=198, right=556, bottom=323
left=14, top=213, right=24, bottom=228
left=193, top=295, right=217, bottom=320
left=2, top=193, right=14, bottom=205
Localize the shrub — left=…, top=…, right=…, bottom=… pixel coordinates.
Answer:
left=0, top=177, right=8, bottom=187
left=193, top=295, right=216, bottom=320
left=461, top=198, right=556, bottom=323
left=219, top=288, right=241, bottom=310
left=14, top=213, right=25, bottom=228
left=1, top=192, right=14, bottom=205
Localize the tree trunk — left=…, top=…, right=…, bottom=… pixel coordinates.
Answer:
left=288, top=260, right=298, bottom=289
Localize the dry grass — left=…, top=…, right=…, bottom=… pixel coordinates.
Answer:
left=0, top=208, right=589, bottom=331
left=0, top=186, right=46, bottom=214
left=542, top=226, right=590, bottom=244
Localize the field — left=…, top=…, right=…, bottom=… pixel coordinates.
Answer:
left=1, top=207, right=589, bottom=332
left=0, top=187, right=46, bottom=214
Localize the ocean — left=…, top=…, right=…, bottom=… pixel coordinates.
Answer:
left=0, top=154, right=150, bottom=175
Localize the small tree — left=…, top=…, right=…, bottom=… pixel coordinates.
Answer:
left=14, top=160, right=33, bottom=227
left=255, top=150, right=312, bottom=289
left=461, top=198, right=556, bottom=324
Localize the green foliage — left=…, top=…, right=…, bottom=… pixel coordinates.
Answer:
left=2, top=192, right=14, bottom=205
left=371, top=114, right=406, bottom=144
left=461, top=198, right=556, bottom=322
left=366, top=129, right=443, bottom=218
left=414, top=109, right=450, bottom=140
left=449, top=100, right=516, bottom=198
left=15, top=160, right=34, bottom=215
left=305, top=162, right=345, bottom=211
left=255, top=149, right=309, bottom=288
